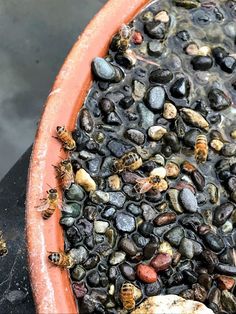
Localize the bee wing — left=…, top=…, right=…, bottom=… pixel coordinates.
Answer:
left=35, top=199, right=49, bottom=212
left=139, top=182, right=153, bottom=194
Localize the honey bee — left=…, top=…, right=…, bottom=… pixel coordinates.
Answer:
left=120, top=282, right=136, bottom=311
left=113, top=152, right=142, bottom=173
left=56, top=126, right=76, bottom=150
left=54, top=159, right=74, bottom=189
left=135, top=175, right=168, bottom=194
left=0, top=231, right=8, bottom=256
left=117, top=24, right=134, bottom=52
left=194, top=134, right=208, bottom=164
left=48, top=251, right=75, bottom=268
left=35, top=188, right=59, bottom=219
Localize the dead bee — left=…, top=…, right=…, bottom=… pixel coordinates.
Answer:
left=54, top=159, right=74, bottom=189
left=35, top=188, right=59, bottom=220
left=194, top=134, right=208, bottom=164
left=113, top=152, right=142, bottom=173
left=120, top=282, right=136, bottom=311
left=117, top=24, right=134, bottom=52
left=135, top=175, right=168, bottom=194
left=48, top=251, right=75, bottom=268
left=56, top=126, right=76, bottom=150
left=0, top=231, right=8, bottom=256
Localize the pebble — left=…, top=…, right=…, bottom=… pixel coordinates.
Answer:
left=179, top=238, right=194, bottom=259
left=144, top=21, right=167, bottom=40
left=70, top=246, right=88, bottom=264
left=164, top=226, right=185, bottom=246
left=147, top=41, right=163, bottom=57
left=170, top=77, right=190, bottom=98
left=150, top=166, right=167, bottom=178
left=109, top=192, right=126, bottom=208
left=143, top=239, right=159, bottom=259
left=136, top=264, right=158, bottom=283
left=216, top=275, right=235, bottom=290
left=99, top=98, right=115, bottom=113
left=92, top=57, right=122, bottom=82
left=131, top=295, right=214, bottom=314
left=119, top=96, right=134, bottom=109
left=87, top=270, right=100, bottom=287
left=150, top=253, right=172, bottom=271
left=138, top=103, right=155, bottom=129
left=94, top=221, right=109, bottom=234
left=145, top=86, right=165, bottom=111
left=148, top=125, right=167, bottom=141
left=203, top=232, right=225, bottom=252
left=158, top=241, right=173, bottom=256
left=115, top=213, right=136, bottom=233
left=165, top=162, right=180, bottom=178
left=107, top=139, right=133, bottom=158
left=168, top=189, right=184, bottom=213
left=192, top=283, right=207, bottom=303
left=127, top=204, right=142, bottom=216
left=5, top=290, right=27, bottom=305
left=65, top=184, right=85, bottom=202
left=179, top=188, right=198, bottom=212
left=133, top=80, right=146, bottom=101
left=210, top=139, right=224, bottom=151
left=208, top=88, right=231, bottom=111
left=72, top=283, right=87, bottom=299
left=155, top=10, right=170, bottom=23
left=163, top=102, right=177, bottom=120
left=125, top=129, right=145, bottom=145
left=132, top=233, right=149, bottom=248
left=213, top=202, right=234, bottom=226
left=89, top=190, right=110, bottom=204
left=79, top=108, right=94, bottom=133
left=75, top=169, right=97, bottom=192
left=109, top=251, right=126, bottom=265
left=139, top=222, right=154, bottom=237
left=221, top=143, right=236, bottom=157
left=106, top=111, right=122, bottom=125
left=62, top=203, right=81, bottom=218
left=122, top=172, right=143, bottom=186
left=221, top=290, right=236, bottom=313
left=108, top=175, right=121, bottom=191
left=118, top=237, right=137, bottom=256
left=180, top=108, right=209, bottom=130
left=145, top=281, right=161, bottom=296
left=185, top=43, right=199, bottom=55
left=149, top=68, right=173, bottom=84
left=142, top=203, right=158, bottom=221
left=191, top=55, right=213, bottom=71
left=119, top=262, right=136, bottom=281
left=220, top=56, right=236, bottom=73
left=154, top=212, right=177, bottom=226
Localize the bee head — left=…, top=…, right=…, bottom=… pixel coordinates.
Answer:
left=49, top=188, right=57, bottom=194
left=151, top=176, right=161, bottom=184
left=56, top=126, right=64, bottom=133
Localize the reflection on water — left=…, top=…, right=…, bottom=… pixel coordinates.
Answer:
left=0, top=0, right=106, bottom=179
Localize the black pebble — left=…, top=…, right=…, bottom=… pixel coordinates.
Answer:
left=138, top=222, right=154, bottom=237
left=191, top=55, right=213, bottom=71
left=119, top=96, right=134, bottom=109
left=147, top=41, right=163, bottom=57
left=170, top=77, right=190, bottom=98
left=149, top=68, right=173, bottom=84
left=87, top=270, right=100, bottom=287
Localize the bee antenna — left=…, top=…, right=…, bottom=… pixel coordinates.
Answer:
left=57, top=155, right=64, bottom=160
left=46, top=183, right=53, bottom=189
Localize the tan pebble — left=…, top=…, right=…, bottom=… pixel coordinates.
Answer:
left=154, top=11, right=170, bottom=23
left=230, top=129, right=236, bottom=139
left=159, top=241, right=173, bottom=256
left=210, top=139, right=224, bottom=152
left=180, top=108, right=209, bottom=131
left=150, top=166, right=166, bottom=178
left=198, top=46, right=211, bottom=56
left=148, top=126, right=167, bottom=140
left=108, top=175, right=121, bottom=191
left=163, top=102, right=177, bottom=120
left=75, top=169, right=96, bottom=192
left=142, top=11, right=154, bottom=22
left=156, top=179, right=168, bottom=192
left=186, top=43, right=199, bottom=56
left=165, top=162, right=180, bottom=178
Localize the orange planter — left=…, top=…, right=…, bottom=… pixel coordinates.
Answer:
left=26, top=0, right=149, bottom=313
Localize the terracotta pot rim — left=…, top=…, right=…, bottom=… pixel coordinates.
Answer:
left=26, top=0, right=150, bottom=313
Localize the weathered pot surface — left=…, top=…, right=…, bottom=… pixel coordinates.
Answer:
left=25, top=0, right=149, bottom=313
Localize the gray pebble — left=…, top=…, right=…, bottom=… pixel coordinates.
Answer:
left=115, top=213, right=136, bottom=232
left=179, top=188, right=198, bottom=212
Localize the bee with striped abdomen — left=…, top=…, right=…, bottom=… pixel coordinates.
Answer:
left=48, top=251, right=75, bottom=268
left=35, top=188, right=59, bottom=220
left=56, top=126, right=76, bottom=151
left=135, top=175, right=168, bottom=194
left=194, top=134, right=208, bottom=163
left=117, top=24, right=134, bottom=52
left=113, top=152, right=142, bottom=173
left=120, top=282, right=136, bottom=310
left=54, top=159, right=74, bottom=190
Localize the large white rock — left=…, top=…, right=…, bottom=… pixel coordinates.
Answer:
left=131, top=295, right=214, bottom=314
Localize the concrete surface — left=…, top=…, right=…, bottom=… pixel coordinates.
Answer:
left=0, top=0, right=107, bottom=179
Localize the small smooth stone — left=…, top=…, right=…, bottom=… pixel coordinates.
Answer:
left=101, top=207, right=116, bottom=220
left=150, top=167, right=167, bottom=178
left=127, top=204, right=142, bottom=216
left=79, top=108, right=94, bottom=133
left=99, top=98, right=115, bottom=113
left=165, top=162, right=180, bottom=178
left=164, top=226, right=185, bottom=247
left=120, top=263, right=136, bottom=281
left=89, top=190, right=110, bottom=204
left=208, top=88, right=231, bottom=111
left=179, top=188, right=198, bottom=212
left=119, top=96, right=134, bottom=109
left=149, top=68, right=173, bottom=84
left=210, top=139, right=224, bottom=151
left=106, top=112, right=122, bottom=125
left=65, top=184, right=85, bottom=202
left=147, top=41, right=163, bottom=57
left=145, top=281, right=161, bottom=296
left=115, top=50, right=137, bottom=69
left=125, top=129, right=145, bottom=145
left=142, top=203, right=158, bottom=221
left=230, top=129, right=236, bottom=139
left=213, top=202, right=234, bottom=226
left=216, top=263, right=236, bottom=276
left=191, top=170, right=205, bottom=191
left=145, top=86, right=165, bottom=111
left=216, top=275, right=235, bottom=290
left=179, top=238, right=194, bottom=259
left=192, top=283, right=207, bottom=303
left=138, top=103, right=155, bottom=129
left=143, top=239, right=159, bottom=259
left=191, top=55, right=213, bottom=71
left=180, top=108, right=209, bottom=130
left=107, top=139, right=133, bottom=158
left=136, top=264, right=158, bottom=283
left=221, top=143, right=236, bottom=157
left=118, top=237, right=137, bottom=256
left=176, top=30, right=190, bottom=41
left=185, top=43, right=199, bottom=56
left=116, top=213, right=136, bottom=232
left=87, top=270, right=100, bottom=287
left=203, top=232, right=225, bottom=252
left=168, top=189, right=184, bottom=213
left=224, top=22, right=236, bottom=38
left=83, top=206, right=97, bottom=221
left=148, top=126, right=167, bottom=141
left=228, top=176, right=236, bottom=192
left=83, top=254, right=100, bottom=270
left=92, top=57, right=122, bottom=82
left=170, top=77, right=190, bottom=98
left=133, top=80, right=146, bottom=101
left=75, top=169, right=96, bottom=192
left=222, top=220, right=233, bottom=233
left=94, top=221, right=109, bottom=234
left=163, top=132, right=180, bottom=153
left=62, top=203, right=81, bottom=218
left=145, top=21, right=167, bottom=40
left=131, top=295, right=214, bottom=314
left=154, top=212, right=177, bottom=226
left=159, top=241, right=173, bottom=256
left=109, top=192, right=126, bottom=208
left=132, top=233, right=149, bottom=248
left=72, top=283, right=87, bottom=299
left=183, top=129, right=201, bottom=148
left=163, top=102, right=177, bottom=120
left=220, top=56, right=236, bottom=73
left=86, top=158, right=100, bottom=174
left=155, top=10, right=169, bottom=23
left=109, top=251, right=126, bottom=265
left=139, top=222, right=154, bottom=237
left=60, top=217, right=75, bottom=227
left=221, top=290, right=236, bottom=313
left=150, top=253, right=172, bottom=271
left=70, top=247, right=88, bottom=264
left=108, top=175, right=121, bottom=191
left=198, top=273, right=212, bottom=290
left=71, top=265, right=86, bottom=281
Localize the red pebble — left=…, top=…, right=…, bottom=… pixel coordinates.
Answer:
left=72, top=282, right=87, bottom=299
left=216, top=275, right=235, bottom=290
left=132, top=31, right=143, bottom=44
left=136, top=264, right=157, bottom=283
left=150, top=253, right=172, bottom=272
